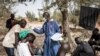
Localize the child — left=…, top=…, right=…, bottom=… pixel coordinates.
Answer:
left=17, top=30, right=36, bottom=56
left=28, top=33, right=43, bottom=56
left=27, top=33, right=37, bottom=56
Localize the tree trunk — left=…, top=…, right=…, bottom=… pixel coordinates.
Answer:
left=56, top=0, right=77, bottom=56
left=57, top=9, right=74, bottom=56
left=61, top=9, right=71, bottom=51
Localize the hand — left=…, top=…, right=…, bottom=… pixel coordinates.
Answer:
left=13, top=44, right=17, bottom=49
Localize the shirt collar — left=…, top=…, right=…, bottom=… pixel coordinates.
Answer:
left=46, top=19, right=54, bottom=22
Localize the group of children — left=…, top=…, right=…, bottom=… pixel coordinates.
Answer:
left=3, top=13, right=43, bottom=56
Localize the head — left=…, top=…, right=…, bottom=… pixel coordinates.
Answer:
left=26, top=33, right=36, bottom=43
left=93, top=28, right=99, bottom=35
left=75, top=37, right=82, bottom=44
left=10, top=14, right=15, bottom=19
left=19, top=19, right=27, bottom=28
left=43, top=12, right=50, bottom=20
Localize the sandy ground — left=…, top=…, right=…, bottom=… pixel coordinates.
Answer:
left=0, top=42, right=7, bottom=56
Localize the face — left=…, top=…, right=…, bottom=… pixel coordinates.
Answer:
left=27, top=35, right=35, bottom=43
left=44, top=15, right=48, bottom=19
left=19, top=19, right=27, bottom=28
left=21, top=23, right=26, bottom=28
left=10, top=14, right=15, bottom=19
left=43, top=12, right=50, bottom=20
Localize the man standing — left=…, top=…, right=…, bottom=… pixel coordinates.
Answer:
left=33, top=12, right=61, bottom=56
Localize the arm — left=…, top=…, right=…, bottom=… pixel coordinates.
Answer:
left=6, top=19, right=10, bottom=29
left=15, top=33, right=19, bottom=48
left=33, top=24, right=45, bottom=34
left=28, top=44, right=34, bottom=55
left=33, top=28, right=44, bottom=34
left=14, top=25, right=20, bottom=48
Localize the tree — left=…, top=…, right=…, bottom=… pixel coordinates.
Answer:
left=55, top=0, right=74, bottom=56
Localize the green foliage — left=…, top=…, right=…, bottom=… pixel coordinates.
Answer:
left=0, top=0, right=13, bottom=34
left=38, top=17, right=44, bottom=22
left=74, top=0, right=100, bottom=7
left=16, top=16, right=23, bottom=20
left=26, top=11, right=36, bottom=21
left=52, top=10, right=62, bottom=23
left=56, top=0, right=67, bottom=11
left=38, top=16, right=44, bottom=22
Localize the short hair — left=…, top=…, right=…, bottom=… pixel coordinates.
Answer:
left=27, top=33, right=36, bottom=39
left=43, top=12, right=50, bottom=17
left=93, top=28, right=99, bottom=35
left=10, top=14, right=15, bottom=18
left=19, top=19, right=27, bottom=25
left=27, top=33, right=36, bottom=43
left=75, top=37, right=82, bottom=44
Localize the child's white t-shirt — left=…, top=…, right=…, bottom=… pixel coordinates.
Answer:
left=17, top=42, right=31, bottom=56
